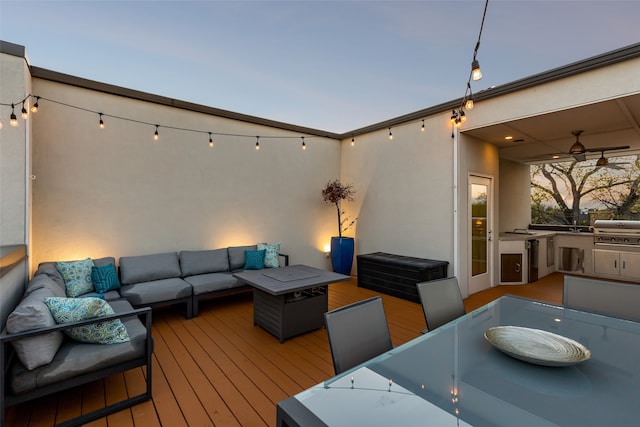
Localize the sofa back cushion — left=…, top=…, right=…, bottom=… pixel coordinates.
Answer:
left=6, top=279, right=65, bottom=370
left=228, top=245, right=258, bottom=271
left=119, top=252, right=181, bottom=285
left=179, top=249, right=229, bottom=276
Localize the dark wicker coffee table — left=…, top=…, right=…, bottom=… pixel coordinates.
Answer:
left=234, top=265, right=349, bottom=342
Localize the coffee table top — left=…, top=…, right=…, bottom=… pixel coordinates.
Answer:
left=233, top=264, right=350, bottom=296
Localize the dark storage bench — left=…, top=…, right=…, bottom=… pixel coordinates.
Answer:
left=357, top=252, right=449, bottom=303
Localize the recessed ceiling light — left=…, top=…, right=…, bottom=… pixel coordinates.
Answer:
left=552, top=155, right=560, bottom=159
left=504, top=136, right=513, bottom=140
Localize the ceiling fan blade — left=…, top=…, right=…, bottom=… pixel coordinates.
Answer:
left=585, top=145, right=631, bottom=153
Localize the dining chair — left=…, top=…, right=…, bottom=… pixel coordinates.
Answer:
left=563, top=275, right=640, bottom=322
left=417, top=277, right=466, bottom=333
left=324, top=296, right=393, bottom=375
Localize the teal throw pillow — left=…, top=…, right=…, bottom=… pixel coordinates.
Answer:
left=44, top=297, right=130, bottom=344
left=244, top=249, right=266, bottom=270
left=55, top=258, right=95, bottom=297
left=257, top=243, right=280, bottom=268
left=91, top=263, right=121, bottom=293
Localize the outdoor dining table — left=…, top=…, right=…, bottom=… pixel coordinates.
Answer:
left=276, top=295, right=640, bottom=426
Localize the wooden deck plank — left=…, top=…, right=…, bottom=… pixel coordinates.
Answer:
left=8, top=274, right=563, bottom=426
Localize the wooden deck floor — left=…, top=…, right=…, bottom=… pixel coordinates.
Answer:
left=6, top=273, right=563, bottom=427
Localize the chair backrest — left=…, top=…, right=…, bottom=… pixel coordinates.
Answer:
left=324, top=296, right=393, bottom=375
left=417, top=277, right=465, bottom=331
left=563, top=275, right=640, bottom=322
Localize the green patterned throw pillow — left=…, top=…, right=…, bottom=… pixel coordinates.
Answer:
left=244, top=249, right=266, bottom=270
left=257, top=243, right=280, bottom=268
left=55, top=258, right=95, bottom=297
left=44, top=297, right=130, bottom=344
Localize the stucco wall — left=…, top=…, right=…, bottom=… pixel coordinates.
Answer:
left=340, top=115, right=455, bottom=272
left=0, top=50, right=30, bottom=246
left=499, top=158, right=531, bottom=231
left=30, top=79, right=342, bottom=270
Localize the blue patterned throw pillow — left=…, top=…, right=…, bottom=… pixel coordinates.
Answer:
left=55, top=258, right=95, bottom=297
left=244, top=249, right=266, bottom=270
left=91, top=263, right=121, bottom=293
left=44, top=297, right=130, bottom=344
left=257, top=243, right=280, bottom=268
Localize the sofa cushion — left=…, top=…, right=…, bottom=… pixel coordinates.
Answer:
left=228, top=245, right=257, bottom=271
left=34, top=262, right=66, bottom=288
left=24, top=273, right=66, bottom=298
left=55, top=258, right=95, bottom=297
left=244, top=249, right=266, bottom=270
left=119, top=252, right=181, bottom=285
left=44, top=297, right=130, bottom=344
left=91, top=263, right=121, bottom=293
left=179, top=249, right=230, bottom=276
left=6, top=284, right=65, bottom=370
left=119, top=278, right=192, bottom=306
left=257, top=243, right=281, bottom=268
left=183, top=272, right=241, bottom=295
left=9, top=299, right=147, bottom=395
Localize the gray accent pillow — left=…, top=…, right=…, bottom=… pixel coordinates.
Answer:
left=6, top=285, right=64, bottom=370
left=179, top=249, right=230, bottom=276
left=228, top=245, right=257, bottom=271
left=34, top=262, right=65, bottom=288
left=119, top=252, right=181, bottom=285
left=93, top=256, right=116, bottom=268
left=24, top=274, right=66, bottom=298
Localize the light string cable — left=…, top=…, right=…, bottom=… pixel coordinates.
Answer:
left=0, top=93, right=325, bottom=145
left=451, top=0, right=489, bottom=137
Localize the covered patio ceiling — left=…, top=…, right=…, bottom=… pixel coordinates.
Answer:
left=464, top=92, right=640, bottom=165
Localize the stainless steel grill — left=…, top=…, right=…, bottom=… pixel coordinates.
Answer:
left=593, top=220, right=640, bottom=246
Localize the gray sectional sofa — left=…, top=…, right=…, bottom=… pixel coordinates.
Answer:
left=119, top=244, right=289, bottom=318
left=1, top=257, right=153, bottom=427
left=1, top=244, right=287, bottom=426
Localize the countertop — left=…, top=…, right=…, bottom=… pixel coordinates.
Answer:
left=499, top=230, right=592, bottom=241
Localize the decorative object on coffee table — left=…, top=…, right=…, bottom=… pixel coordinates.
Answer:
left=322, top=179, right=357, bottom=275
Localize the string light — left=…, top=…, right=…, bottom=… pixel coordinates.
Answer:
left=421, top=120, right=425, bottom=132
left=10, top=104, right=18, bottom=127
left=208, top=132, right=214, bottom=148
left=301, top=136, right=306, bottom=150
left=30, top=96, right=40, bottom=113
left=449, top=0, right=489, bottom=131
left=0, top=119, right=3, bottom=129
left=21, top=101, right=28, bottom=119
left=255, top=136, right=260, bottom=150
left=388, top=127, right=393, bottom=140
left=351, top=137, right=355, bottom=147
left=153, top=125, right=159, bottom=141
left=99, top=113, right=105, bottom=129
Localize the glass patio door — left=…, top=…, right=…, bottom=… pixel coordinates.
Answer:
left=468, top=175, right=493, bottom=294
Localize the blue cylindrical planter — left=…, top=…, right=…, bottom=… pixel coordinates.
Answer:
left=330, top=236, right=354, bottom=275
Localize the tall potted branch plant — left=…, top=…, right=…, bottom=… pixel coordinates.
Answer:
left=322, top=179, right=357, bottom=275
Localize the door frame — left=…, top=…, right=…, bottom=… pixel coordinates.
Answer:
left=468, top=173, right=494, bottom=294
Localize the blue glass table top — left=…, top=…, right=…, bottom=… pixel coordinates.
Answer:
left=282, top=296, right=640, bottom=426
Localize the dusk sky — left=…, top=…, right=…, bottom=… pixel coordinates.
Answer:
left=1, top=1, right=639, bottom=133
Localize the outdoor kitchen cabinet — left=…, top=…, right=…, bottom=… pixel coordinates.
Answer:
left=593, top=249, right=640, bottom=279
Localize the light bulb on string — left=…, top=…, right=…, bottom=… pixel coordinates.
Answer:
left=154, top=125, right=159, bottom=141
left=465, top=98, right=474, bottom=110
left=471, top=59, right=482, bottom=81
left=10, top=104, right=18, bottom=127
left=255, top=136, right=260, bottom=150
left=388, top=127, right=393, bottom=140
left=209, top=132, right=214, bottom=148
left=351, top=137, right=355, bottom=147
left=0, top=119, right=3, bottom=129
left=21, top=101, right=28, bottom=119
left=421, top=120, right=425, bottom=132
left=99, top=113, right=105, bottom=129
left=301, top=136, right=306, bottom=150
left=30, top=96, right=40, bottom=113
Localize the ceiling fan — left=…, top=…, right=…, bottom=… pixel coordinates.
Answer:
left=568, top=130, right=630, bottom=162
